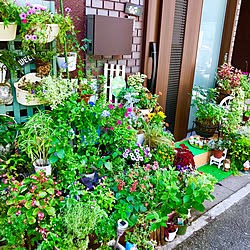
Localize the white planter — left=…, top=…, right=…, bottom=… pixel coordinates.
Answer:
left=33, top=159, right=51, bottom=176
left=165, top=228, right=178, bottom=242
left=136, top=133, right=145, bottom=145
left=0, top=23, right=17, bottom=41
left=83, top=166, right=97, bottom=180
left=14, top=73, right=47, bottom=106
left=56, top=52, right=77, bottom=72
left=140, top=108, right=152, bottom=116
left=30, top=24, right=59, bottom=43
left=0, top=63, right=7, bottom=83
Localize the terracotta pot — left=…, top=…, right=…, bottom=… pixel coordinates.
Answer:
left=77, top=84, right=92, bottom=104
left=213, top=150, right=224, bottom=159
left=195, top=119, right=219, bottom=138
left=35, top=59, right=50, bottom=76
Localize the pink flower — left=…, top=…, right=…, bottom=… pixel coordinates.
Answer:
left=22, top=19, right=27, bottom=24
left=65, top=7, right=71, bottom=12
left=141, top=184, right=145, bottom=189
left=127, top=126, right=130, bottom=129
left=149, top=189, right=153, bottom=194
left=118, top=104, right=123, bottom=108
left=124, top=113, right=129, bottom=117
left=135, top=173, right=139, bottom=176
left=108, top=104, right=115, bottom=110
left=110, top=126, right=114, bottom=130
left=143, top=177, right=147, bottom=180
left=127, top=107, right=132, bottom=113
left=117, top=120, right=122, bottom=125
left=145, top=203, right=148, bottom=207
left=105, top=127, right=109, bottom=131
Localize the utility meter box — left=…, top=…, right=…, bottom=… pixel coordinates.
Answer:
left=87, top=15, right=133, bottom=56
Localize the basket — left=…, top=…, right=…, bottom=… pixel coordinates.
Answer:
left=195, top=119, right=219, bottom=138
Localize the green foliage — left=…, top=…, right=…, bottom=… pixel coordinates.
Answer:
left=0, top=0, right=20, bottom=25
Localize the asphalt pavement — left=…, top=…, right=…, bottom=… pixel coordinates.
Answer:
left=174, top=194, right=250, bottom=250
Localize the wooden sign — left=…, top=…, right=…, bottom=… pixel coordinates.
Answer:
left=17, top=55, right=35, bottom=67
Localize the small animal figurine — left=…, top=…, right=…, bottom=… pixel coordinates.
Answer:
left=243, top=160, right=249, bottom=174
left=223, top=159, right=231, bottom=172
left=189, top=136, right=194, bottom=145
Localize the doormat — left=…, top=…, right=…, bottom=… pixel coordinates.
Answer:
left=175, top=140, right=208, bottom=156
left=197, top=164, right=233, bottom=182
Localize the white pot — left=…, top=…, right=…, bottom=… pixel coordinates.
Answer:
left=0, top=23, right=17, bottom=41
left=56, top=52, right=77, bottom=72
left=33, top=159, right=51, bottom=176
left=83, top=166, right=97, bottom=180
left=14, top=73, right=47, bottom=106
left=0, top=63, right=7, bottom=83
left=136, top=133, right=145, bottom=145
left=140, top=108, right=152, bottom=116
left=165, top=228, right=178, bottom=242
left=30, top=24, right=59, bottom=43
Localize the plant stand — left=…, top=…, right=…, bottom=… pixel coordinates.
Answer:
left=209, top=148, right=227, bottom=169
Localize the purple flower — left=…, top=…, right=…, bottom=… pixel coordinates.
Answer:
left=31, top=34, right=37, bottom=41
left=27, top=10, right=33, bottom=15
left=101, top=110, right=110, bottom=117
left=65, top=7, right=72, bottom=12
left=61, top=62, right=68, bottom=69
left=54, top=152, right=57, bottom=157
left=25, top=34, right=30, bottom=41
left=26, top=2, right=31, bottom=7
left=31, top=90, right=35, bottom=94
left=19, top=12, right=27, bottom=20
left=123, top=153, right=128, bottom=158
left=89, top=101, right=95, bottom=106
left=42, top=90, right=46, bottom=93
left=33, top=6, right=40, bottom=11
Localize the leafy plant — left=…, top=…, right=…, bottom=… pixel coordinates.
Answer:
left=0, top=0, right=21, bottom=25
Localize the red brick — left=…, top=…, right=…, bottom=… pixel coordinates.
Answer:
left=137, top=45, right=142, bottom=52
left=92, top=55, right=103, bottom=60
left=123, top=55, right=132, bottom=59
left=133, top=30, right=137, bottom=36
left=134, top=21, right=143, bottom=29
left=138, top=29, right=143, bottom=37
left=113, top=55, right=123, bottom=59
left=109, top=10, right=119, bottom=17
left=91, top=68, right=102, bottom=76
left=104, top=1, right=114, bottom=9
left=98, top=9, right=108, bottom=16
left=127, top=59, right=136, bottom=67
left=115, top=3, right=125, bottom=11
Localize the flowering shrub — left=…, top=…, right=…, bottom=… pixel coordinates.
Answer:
left=122, top=144, right=152, bottom=163
left=0, top=172, right=63, bottom=247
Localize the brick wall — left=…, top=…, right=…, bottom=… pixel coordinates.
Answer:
left=85, top=0, right=145, bottom=76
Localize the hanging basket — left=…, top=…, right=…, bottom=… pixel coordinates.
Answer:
left=0, top=23, right=17, bottom=41
left=195, top=118, right=219, bottom=138
left=14, top=73, right=47, bottom=106
left=29, top=24, right=59, bottom=43
left=56, top=52, right=77, bottom=72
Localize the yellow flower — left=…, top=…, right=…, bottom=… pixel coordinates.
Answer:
left=165, top=153, right=168, bottom=156
left=148, top=113, right=155, bottom=119
left=158, top=111, right=166, bottom=119
left=163, top=156, right=166, bottom=159
left=159, top=151, right=162, bottom=154
left=164, top=148, right=167, bottom=151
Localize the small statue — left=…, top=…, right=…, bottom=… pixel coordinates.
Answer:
left=223, top=159, right=231, bottom=172
left=243, top=160, right=249, bottom=174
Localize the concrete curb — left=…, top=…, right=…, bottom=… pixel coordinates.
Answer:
left=159, top=183, right=250, bottom=249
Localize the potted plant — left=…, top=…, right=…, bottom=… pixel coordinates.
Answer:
left=0, top=114, right=17, bottom=159
left=191, top=87, right=225, bottom=137
left=211, top=139, right=228, bottom=159
left=17, top=111, right=55, bottom=175
left=14, top=73, right=47, bottom=106
left=0, top=0, right=20, bottom=41
left=164, top=222, right=178, bottom=242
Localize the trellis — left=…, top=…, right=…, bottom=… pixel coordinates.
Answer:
left=0, top=0, right=56, bottom=123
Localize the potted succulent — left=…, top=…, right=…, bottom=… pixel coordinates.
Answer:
left=0, top=0, right=20, bottom=41
left=17, top=112, right=55, bottom=175
left=191, top=87, right=225, bottom=137
left=14, top=73, right=47, bottom=106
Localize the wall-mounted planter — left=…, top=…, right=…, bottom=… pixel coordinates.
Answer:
left=30, top=24, right=59, bottom=43
left=0, top=23, right=17, bottom=41
left=14, top=73, right=47, bottom=106
left=56, top=52, right=77, bottom=72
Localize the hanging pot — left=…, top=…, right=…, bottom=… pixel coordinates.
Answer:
left=0, top=23, right=17, bottom=41
left=14, top=73, right=47, bottom=106
left=195, top=118, right=219, bottom=138
left=0, top=82, right=13, bottom=105
left=35, top=59, right=50, bottom=76
left=56, top=52, right=77, bottom=72
left=33, top=159, right=51, bottom=176
left=29, top=24, right=59, bottom=43
left=0, top=63, right=7, bottom=83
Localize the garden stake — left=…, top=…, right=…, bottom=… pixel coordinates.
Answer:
left=59, top=0, right=69, bottom=79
